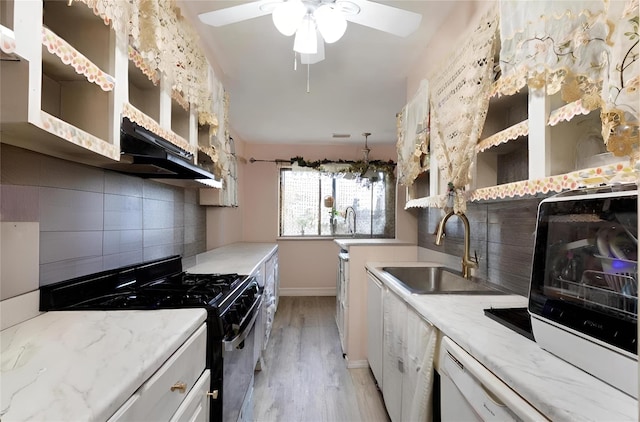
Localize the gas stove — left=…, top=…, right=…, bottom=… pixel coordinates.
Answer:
left=40, top=255, right=262, bottom=422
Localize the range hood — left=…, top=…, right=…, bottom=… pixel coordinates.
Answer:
left=115, top=117, right=221, bottom=188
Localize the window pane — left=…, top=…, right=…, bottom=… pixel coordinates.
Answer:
left=319, top=175, right=334, bottom=235
left=279, top=168, right=395, bottom=238
left=280, top=170, right=320, bottom=236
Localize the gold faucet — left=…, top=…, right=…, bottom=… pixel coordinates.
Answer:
left=435, top=211, right=478, bottom=279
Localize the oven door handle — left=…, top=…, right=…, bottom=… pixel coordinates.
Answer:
left=223, top=294, right=263, bottom=351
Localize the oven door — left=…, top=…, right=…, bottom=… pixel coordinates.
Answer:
left=222, top=294, right=262, bottom=422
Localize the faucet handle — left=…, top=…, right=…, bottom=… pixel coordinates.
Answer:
left=465, top=250, right=479, bottom=267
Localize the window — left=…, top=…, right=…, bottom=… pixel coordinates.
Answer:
left=279, top=168, right=395, bottom=237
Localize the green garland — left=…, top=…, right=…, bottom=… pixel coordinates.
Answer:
left=290, top=156, right=396, bottom=178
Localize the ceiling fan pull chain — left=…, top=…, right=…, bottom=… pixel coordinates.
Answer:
left=307, top=63, right=310, bottom=93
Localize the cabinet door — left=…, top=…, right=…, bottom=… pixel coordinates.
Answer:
left=382, top=289, right=407, bottom=422
left=367, top=272, right=384, bottom=388
left=109, top=325, right=207, bottom=422
left=402, top=311, right=438, bottom=422
left=169, top=370, right=211, bottom=422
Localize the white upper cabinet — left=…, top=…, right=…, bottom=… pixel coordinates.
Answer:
left=1, top=0, right=120, bottom=164
left=401, top=2, right=638, bottom=208
left=1, top=0, right=238, bottom=199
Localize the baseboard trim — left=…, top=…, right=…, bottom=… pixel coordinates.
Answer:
left=346, top=359, right=370, bottom=369
left=279, top=288, right=336, bottom=296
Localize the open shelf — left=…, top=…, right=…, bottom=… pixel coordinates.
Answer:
left=406, top=171, right=431, bottom=201
left=41, top=36, right=113, bottom=143
left=128, top=59, right=160, bottom=123
left=475, top=137, right=529, bottom=190
left=43, top=0, right=111, bottom=71
left=477, top=120, right=528, bottom=152
left=171, top=93, right=190, bottom=141
left=481, top=88, right=528, bottom=139
left=198, top=123, right=213, bottom=148
left=468, top=160, right=635, bottom=202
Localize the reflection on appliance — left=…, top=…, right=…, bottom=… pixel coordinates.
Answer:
left=40, top=256, right=262, bottom=422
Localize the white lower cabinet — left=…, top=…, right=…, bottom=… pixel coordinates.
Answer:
left=109, top=324, right=208, bottom=421
left=402, top=310, right=438, bottom=422
left=170, top=370, right=211, bottom=422
left=367, top=272, right=384, bottom=387
left=382, top=288, right=407, bottom=422
left=336, top=252, right=349, bottom=354
left=370, top=272, right=439, bottom=422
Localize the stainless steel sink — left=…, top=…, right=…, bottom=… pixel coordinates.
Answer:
left=381, top=266, right=506, bottom=295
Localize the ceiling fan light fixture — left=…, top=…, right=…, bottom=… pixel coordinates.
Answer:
left=314, top=5, right=347, bottom=44
left=293, top=14, right=317, bottom=54
left=300, top=32, right=325, bottom=64
left=272, top=0, right=306, bottom=36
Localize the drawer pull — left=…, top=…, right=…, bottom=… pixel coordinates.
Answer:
left=206, top=390, right=219, bottom=399
left=170, top=381, right=187, bottom=393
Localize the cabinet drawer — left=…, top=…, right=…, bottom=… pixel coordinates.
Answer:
left=109, top=324, right=207, bottom=422
left=170, top=370, right=211, bottom=422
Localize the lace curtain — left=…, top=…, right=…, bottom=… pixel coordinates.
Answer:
left=498, top=0, right=638, bottom=161
left=129, top=0, right=217, bottom=126
left=397, top=79, right=430, bottom=187
left=601, top=0, right=639, bottom=161
left=429, top=6, right=499, bottom=213
left=75, top=0, right=221, bottom=129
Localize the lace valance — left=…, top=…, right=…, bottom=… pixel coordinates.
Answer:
left=397, top=79, right=430, bottom=187
left=429, top=5, right=499, bottom=213
left=601, top=0, right=639, bottom=161
left=497, top=0, right=608, bottom=98
left=497, top=0, right=638, bottom=161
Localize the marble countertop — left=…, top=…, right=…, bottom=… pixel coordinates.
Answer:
left=186, top=242, right=277, bottom=275
left=367, top=261, right=637, bottom=421
left=334, top=238, right=415, bottom=250
left=1, top=309, right=207, bottom=422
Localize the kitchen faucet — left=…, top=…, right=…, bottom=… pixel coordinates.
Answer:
left=344, top=206, right=356, bottom=237
left=435, top=211, right=478, bottom=279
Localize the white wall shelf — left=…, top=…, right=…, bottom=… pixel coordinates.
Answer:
left=1, top=0, right=230, bottom=190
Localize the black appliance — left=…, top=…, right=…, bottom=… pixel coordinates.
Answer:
left=40, top=255, right=262, bottom=422
left=484, top=307, right=534, bottom=341
left=117, top=117, right=218, bottom=182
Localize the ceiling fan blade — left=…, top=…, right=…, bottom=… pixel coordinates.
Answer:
left=198, top=0, right=281, bottom=27
left=340, top=0, right=422, bottom=37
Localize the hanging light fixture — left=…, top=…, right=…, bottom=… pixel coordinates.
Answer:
left=272, top=0, right=306, bottom=36
left=360, top=132, right=379, bottom=181
left=272, top=0, right=348, bottom=58
left=293, top=14, right=318, bottom=54
left=314, top=4, right=347, bottom=43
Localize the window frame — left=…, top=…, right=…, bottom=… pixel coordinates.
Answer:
left=278, top=167, right=395, bottom=239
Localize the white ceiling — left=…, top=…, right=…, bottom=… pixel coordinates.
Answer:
left=178, top=1, right=456, bottom=146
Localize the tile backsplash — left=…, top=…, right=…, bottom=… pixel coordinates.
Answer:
left=417, top=197, right=542, bottom=297
left=0, top=145, right=206, bottom=292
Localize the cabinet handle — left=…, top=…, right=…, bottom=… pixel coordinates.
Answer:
left=170, top=381, right=187, bottom=393
left=206, top=390, right=219, bottom=399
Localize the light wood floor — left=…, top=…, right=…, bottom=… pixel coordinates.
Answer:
left=253, top=296, right=390, bottom=422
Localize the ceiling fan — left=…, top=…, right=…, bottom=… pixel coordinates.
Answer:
left=198, top=0, right=422, bottom=64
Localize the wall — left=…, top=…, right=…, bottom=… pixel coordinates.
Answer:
left=417, top=198, right=541, bottom=297
left=205, top=134, right=245, bottom=249
left=0, top=144, right=208, bottom=293
left=240, top=142, right=417, bottom=294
